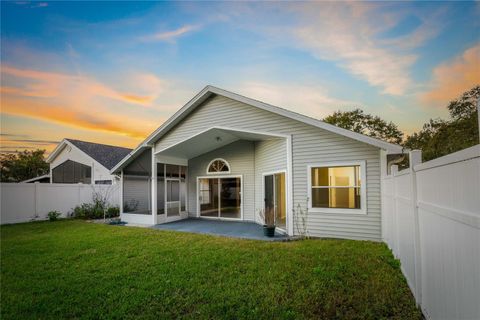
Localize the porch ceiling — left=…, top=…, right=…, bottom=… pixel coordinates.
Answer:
left=155, top=127, right=283, bottom=159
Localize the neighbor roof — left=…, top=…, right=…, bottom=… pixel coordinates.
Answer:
left=111, top=85, right=404, bottom=173
left=47, top=139, right=132, bottom=170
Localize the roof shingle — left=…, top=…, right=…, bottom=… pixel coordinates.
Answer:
left=66, top=139, right=132, bottom=170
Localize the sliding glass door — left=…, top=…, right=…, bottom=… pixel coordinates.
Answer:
left=199, top=177, right=241, bottom=219
left=264, top=172, right=286, bottom=229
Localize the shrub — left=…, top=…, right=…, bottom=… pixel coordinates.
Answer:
left=47, top=211, right=62, bottom=221
left=123, top=200, right=139, bottom=212
left=106, top=206, right=120, bottom=218
left=71, top=203, right=119, bottom=220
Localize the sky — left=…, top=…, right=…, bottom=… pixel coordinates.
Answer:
left=1, top=1, right=479, bottom=154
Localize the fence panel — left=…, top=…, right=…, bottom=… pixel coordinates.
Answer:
left=382, top=145, right=480, bottom=320
left=0, top=183, right=120, bottom=224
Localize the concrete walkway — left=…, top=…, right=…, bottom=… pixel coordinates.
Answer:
left=151, top=218, right=290, bottom=241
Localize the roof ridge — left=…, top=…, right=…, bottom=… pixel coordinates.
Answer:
left=65, top=138, right=132, bottom=151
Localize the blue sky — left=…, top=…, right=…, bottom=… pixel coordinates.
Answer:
left=1, top=1, right=479, bottom=153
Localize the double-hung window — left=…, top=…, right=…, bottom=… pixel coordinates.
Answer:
left=308, top=161, right=366, bottom=214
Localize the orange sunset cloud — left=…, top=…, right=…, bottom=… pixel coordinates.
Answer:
left=1, top=65, right=158, bottom=106
left=2, top=96, right=157, bottom=139
left=422, top=44, right=480, bottom=105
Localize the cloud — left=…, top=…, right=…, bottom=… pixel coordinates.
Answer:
left=13, top=1, right=48, bottom=8
left=223, top=2, right=444, bottom=96
left=0, top=134, right=59, bottom=154
left=237, top=82, right=357, bottom=120
left=421, top=44, right=480, bottom=105
left=140, top=25, right=200, bottom=42
left=1, top=65, right=159, bottom=106
left=1, top=96, right=156, bottom=139
left=287, top=2, right=421, bottom=95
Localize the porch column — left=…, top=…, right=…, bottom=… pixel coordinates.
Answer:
left=286, top=135, right=294, bottom=236
left=120, top=170, right=124, bottom=215
left=151, top=147, right=158, bottom=224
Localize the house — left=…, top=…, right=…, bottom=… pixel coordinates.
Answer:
left=46, top=139, right=132, bottom=185
left=111, top=86, right=404, bottom=241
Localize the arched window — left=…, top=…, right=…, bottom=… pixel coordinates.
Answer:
left=207, top=158, right=230, bottom=174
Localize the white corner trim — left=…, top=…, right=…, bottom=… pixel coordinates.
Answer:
left=307, top=160, right=367, bottom=215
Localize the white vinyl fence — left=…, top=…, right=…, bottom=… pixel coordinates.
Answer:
left=0, top=183, right=120, bottom=224
left=382, top=145, right=480, bottom=320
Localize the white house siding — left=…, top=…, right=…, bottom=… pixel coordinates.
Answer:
left=253, top=139, right=288, bottom=223
left=154, top=94, right=383, bottom=241
left=187, top=140, right=255, bottom=220
left=50, top=144, right=116, bottom=183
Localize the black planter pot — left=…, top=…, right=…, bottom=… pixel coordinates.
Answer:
left=263, top=225, right=276, bottom=237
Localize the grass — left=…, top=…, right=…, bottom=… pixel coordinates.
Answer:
left=1, top=220, right=421, bottom=319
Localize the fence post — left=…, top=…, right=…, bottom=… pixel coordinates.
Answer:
left=391, top=165, right=399, bottom=257
left=410, top=150, right=423, bottom=306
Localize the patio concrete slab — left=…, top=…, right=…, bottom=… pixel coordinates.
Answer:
left=151, top=218, right=290, bottom=241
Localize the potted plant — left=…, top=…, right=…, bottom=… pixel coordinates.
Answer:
left=258, top=208, right=276, bottom=237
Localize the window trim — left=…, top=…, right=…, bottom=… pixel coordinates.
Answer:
left=206, top=158, right=231, bottom=174
left=307, top=161, right=367, bottom=215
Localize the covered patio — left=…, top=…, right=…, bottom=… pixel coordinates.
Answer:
left=119, top=125, right=294, bottom=235
left=151, top=218, right=290, bottom=241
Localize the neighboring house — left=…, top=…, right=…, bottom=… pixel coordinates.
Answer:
left=46, top=139, right=132, bottom=185
left=111, top=86, right=404, bottom=241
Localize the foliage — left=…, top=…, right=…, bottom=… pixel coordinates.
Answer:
left=123, top=199, right=139, bottom=212
left=71, top=187, right=119, bottom=219
left=106, top=206, right=120, bottom=218
left=0, top=149, right=49, bottom=182
left=257, top=207, right=275, bottom=227
left=293, top=202, right=309, bottom=238
left=404, top=86, right=479, bottom=161
left=47, top=211, right=62, bottom=222
left=323, top=108, right=404, bottom=144
left=0, top=220, right=422, bottom=319
left=71, top=203, right=103, bottom=219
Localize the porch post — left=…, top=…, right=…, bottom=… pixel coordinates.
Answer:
left=286, top=135, right=294, bottom=236
left=120, top=170, right=124, bottom=215
left=151, top=147, right=158, bottom=225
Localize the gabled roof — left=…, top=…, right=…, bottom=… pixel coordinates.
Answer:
left=47, top=139, right=132, bottom=170
left=111, top=85, right=404, bottom=173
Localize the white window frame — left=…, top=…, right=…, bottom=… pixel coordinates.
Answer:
left=196, top=175, right=243, bottom=220
left=206, top=158, right=231, bottom=174
left=307, top=160, right=367, bottom=215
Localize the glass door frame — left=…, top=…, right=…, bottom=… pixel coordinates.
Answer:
left=262, top=170, right=287, bottom=233
left=196, top=175, right=243, bottom=220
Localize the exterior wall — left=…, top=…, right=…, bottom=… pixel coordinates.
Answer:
left=254, top=139, right=288, bottom=223
left=50, top=144, right=117, bottom=184
left=187, top=140, right=255, bottom=220
left=154, top=94, right=383, bottom=240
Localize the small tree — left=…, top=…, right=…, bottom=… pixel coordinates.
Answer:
left=0, top=149, right=49, bottom=182
left=323, top=108, right=403, bottom=144
left=404, top=86, right=479, bottom=161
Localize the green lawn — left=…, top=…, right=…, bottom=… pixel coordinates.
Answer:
left=1, top=220, right=421, bottom=319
